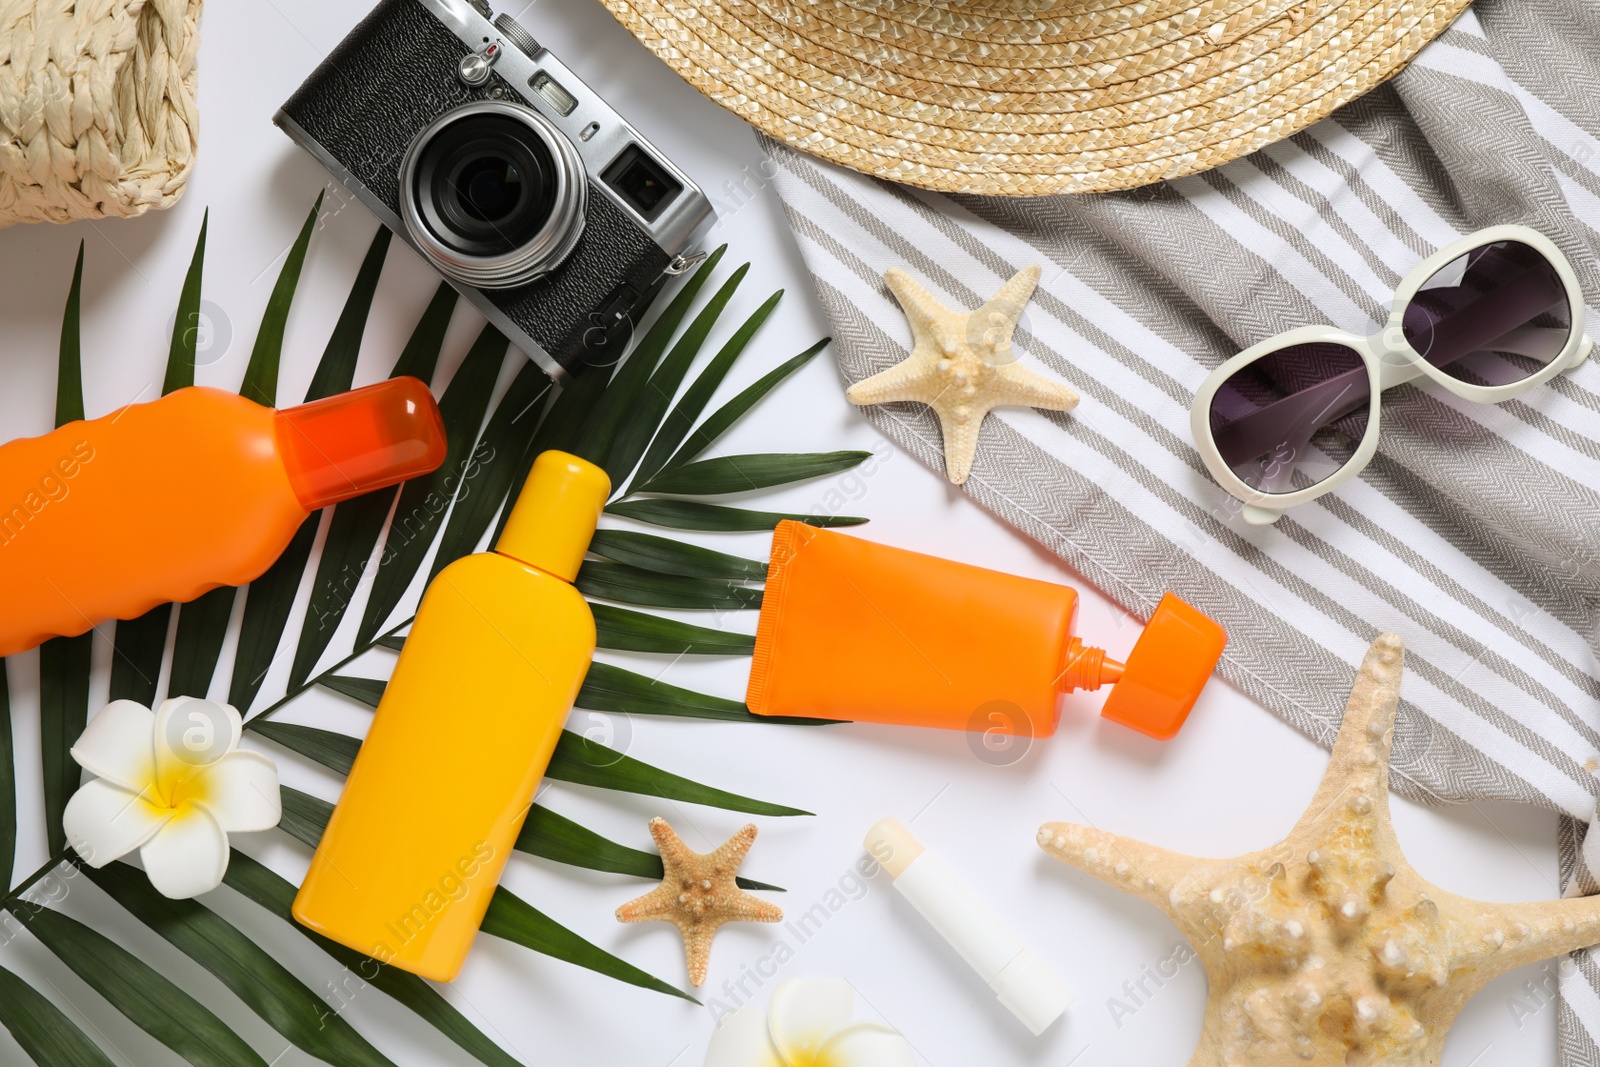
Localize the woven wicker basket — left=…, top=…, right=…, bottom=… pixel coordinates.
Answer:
left=0, top=0, right=202, bottom=228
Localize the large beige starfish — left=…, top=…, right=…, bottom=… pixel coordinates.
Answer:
left=615, top=818, right=782, bottom=987
left=1040, top=634, right=1600, bottom=1066
left=846, top=266, right=1079, bottom=485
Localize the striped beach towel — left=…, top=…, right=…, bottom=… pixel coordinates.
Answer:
left=759, top=1, right=1600, bottom=1059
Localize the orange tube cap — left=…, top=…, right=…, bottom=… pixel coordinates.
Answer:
left=275, top=377, right=447, bottom=510
left=1099, top=593, right=1227, bottom=740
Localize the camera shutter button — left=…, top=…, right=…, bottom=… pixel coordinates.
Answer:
left=458, top=43, right=501, bottom=88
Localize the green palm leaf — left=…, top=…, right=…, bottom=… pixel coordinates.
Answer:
left=658, top=339, right=828, bottom=475
left=578, top=661, right=756, bottom=721
left=162, top=209, right=208, bottom=394
left=548, top=731, right=810, bottom=816
left=358, top=323, right=508, bottom=645
left=86, top=862, right=397, bottom=1067
left=222, top=850, right=521, bottom=1067
left=7, top=903, right=269, bottom=1067
left=269, top=786, right=692, bottom=1001
left=637, top=451, right=870, bottom=496
left=38, top=263, right=94, bottom=855
left=588, top=529, right=766, bottom=580
left=591, top=247, right=730, bottom=484
left=290, top=282, right=459, bottom=690
left=577, top=245, right=726, bottom=480
left=591, top=604, right=755, bottom=655
left=628, top=290, right=784, bottom=491
left=424, top=360, right=551, bottom=585
left=516, top=804, right=781, bottom=891
left=239, top=193, right=323, bottom=406
left=0, top=962, right=115, bottom=1066
left=576, top=561, right=763, bottom=610
left=0, top=662, right=13, bottom=884
left=480, top=890, right=695, bottom=1002
left=605, top=498, right=867, bottom=531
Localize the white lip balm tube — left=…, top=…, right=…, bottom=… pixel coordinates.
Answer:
left=864, top=817, right=1073, bottom=1035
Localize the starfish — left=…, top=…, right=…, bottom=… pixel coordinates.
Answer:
left=1040, top=634, right=1600, bottom=1066
left=845, top=266, right=1079, bottom=485
left=616, top=818, right=782, bottom=987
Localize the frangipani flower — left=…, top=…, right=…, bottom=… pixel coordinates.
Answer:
left=63, top=697, right=281, bottom=899
left=705, top=978, right=915, bottom=1067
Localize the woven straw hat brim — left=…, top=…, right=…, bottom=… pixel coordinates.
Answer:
left=601, top=0, right=1472, bottom=196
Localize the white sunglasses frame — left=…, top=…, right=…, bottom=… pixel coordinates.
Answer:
left=1190, top=225, right=1593, bottom=526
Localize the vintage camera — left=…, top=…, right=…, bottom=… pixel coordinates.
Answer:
left=275, top=0, right=712, bottom=376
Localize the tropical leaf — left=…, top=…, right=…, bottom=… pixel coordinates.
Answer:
left=548, top=731, right=810, bottom=816
left=588, top=529, right=766, bottom=581
left=240, top=193, right=323, bottom=406
left=516, top=804, right=781, bottom=891
left=317, top=673, right=388, bottom=708
left=591, top=604, right=755, bottom=656
left=56, top=243, right=84, bottom=425
left=0, top=662, right=12, bottom=885
left=167, top=587, right=237, bottom=699
left=290, top=285, right=460, bottom=690
left=0, top=962, right=116, bottom=1066
left=578, top=661, right=755, bottom=721
left=304, top=227, right=391, bottom=402
left=603, top=260, right=748, bottom=486
left=257, top=721, right=807, bottom=817
left=7, top=902, right=269, bottom=1067
left=576, top=246, right=725, bottom=476
left=162, top=210, right=208, bottom=395
left=221, top=850, right=521, bottom=1067
left=424, top=360, right=552, bottom=585
left=268, top=786, right=692, bottom=1001
left=658, top=339, right=828, bottom=475
left=480, top=889, right=694, bottom=1002
left=591, top=246, right=728, bottom=484
left=576, top=561, right=762, bottom=610
left=226, top=517, right=317, bottom=713
left=605, top=499, right=867, bottom=531
left=629, top=290, right=784, bottom=491
left=358, top=323, right=508, bottom=645
left=637, top=451, right=870, bottom=496
left=85, top=862, right=397, bottom=1067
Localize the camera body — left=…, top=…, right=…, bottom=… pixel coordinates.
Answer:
left=276, top=0, right=712, bottom=376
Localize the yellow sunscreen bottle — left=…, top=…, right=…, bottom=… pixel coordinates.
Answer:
left=292, top=450, right=609, bottom=981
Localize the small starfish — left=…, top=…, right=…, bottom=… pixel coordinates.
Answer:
left=846, top=265, right=1079, bottom=485
left=1039, top=634, right=1600, bottom=1066
left=616, top=818, right=782, bottom=987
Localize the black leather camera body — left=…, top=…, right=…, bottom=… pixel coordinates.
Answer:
left=276, top=0, right=712, bottom=375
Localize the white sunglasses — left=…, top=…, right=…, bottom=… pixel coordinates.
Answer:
left=1191, top=225, right=1593, bottom=525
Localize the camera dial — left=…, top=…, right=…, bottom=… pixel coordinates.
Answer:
left=399, top=100, right=586, bottom=289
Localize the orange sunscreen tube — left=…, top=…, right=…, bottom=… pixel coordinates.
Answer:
left=748, top=522, right=1227, bottom=740
left=293, top=451, right=610, bottom=981
left=0, top=379, right=446, bottom=657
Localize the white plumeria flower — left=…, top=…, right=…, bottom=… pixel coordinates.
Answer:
left=63, top=696, right=281, bottom=899
left=705, top=978, right=915, bottom=1067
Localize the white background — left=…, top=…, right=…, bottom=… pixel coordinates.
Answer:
left=0, top=1, right=1570, bottom=1064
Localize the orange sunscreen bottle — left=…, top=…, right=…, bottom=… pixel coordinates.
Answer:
left=0, top=379, right=446, bottom=658
left=292, top=450, right=610, bottom=981
left=748, top=522, right=1227, bottom=740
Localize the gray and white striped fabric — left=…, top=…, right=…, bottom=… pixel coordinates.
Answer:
left=758, top=1, right=1600, bottom=1060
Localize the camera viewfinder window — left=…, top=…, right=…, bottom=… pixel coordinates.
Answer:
left=603, top=144, right=682, bottom=222
left=529, top=72, right=578, bottom=117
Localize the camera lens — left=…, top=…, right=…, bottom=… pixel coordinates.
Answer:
left=456, top=156, right=523, bottom=223
left=400, top=102, right=586, bottom=289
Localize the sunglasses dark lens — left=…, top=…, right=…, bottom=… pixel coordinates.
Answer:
left=1209, top=342, right=1370, bottom=494
left=1402, top=240, right=1571, bottom=387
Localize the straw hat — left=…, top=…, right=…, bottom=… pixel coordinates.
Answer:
left=600, top=0, right=1471, bottom=196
